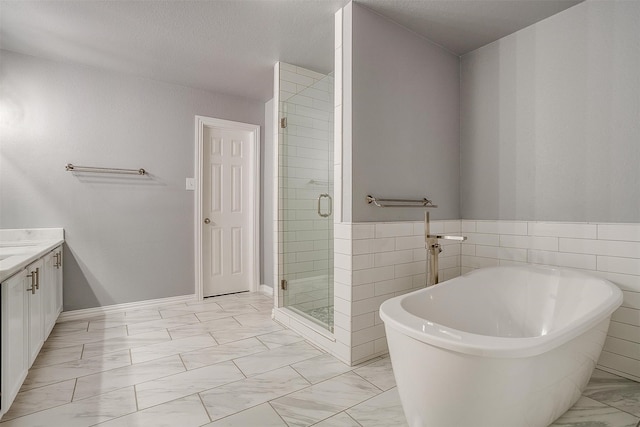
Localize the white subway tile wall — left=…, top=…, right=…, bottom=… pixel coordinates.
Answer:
left=335, top=221, right=461, bottom=364
left=462, top=220, right=640, bottom=381
left=325, top=218, right=640, bottom=379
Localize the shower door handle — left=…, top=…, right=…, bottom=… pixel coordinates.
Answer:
left=317, top=193, right=332, bottom=218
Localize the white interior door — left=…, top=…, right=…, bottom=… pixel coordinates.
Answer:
left=202, top=125, right=255, bottom=297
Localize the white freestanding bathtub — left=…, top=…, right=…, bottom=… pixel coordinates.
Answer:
left=379, top=265, right=623, bottom=427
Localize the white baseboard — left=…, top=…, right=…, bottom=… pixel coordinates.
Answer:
left=58, top=294, right=196, bottom=322
left=259, top=284, right=274, bottom=296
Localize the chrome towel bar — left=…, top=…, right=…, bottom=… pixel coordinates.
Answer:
left=65, top=164, right=146, bottom=175
left=366, top=195, right=437, bottom=208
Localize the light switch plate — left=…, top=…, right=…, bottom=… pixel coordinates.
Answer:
left=185, top=178, right=195, bottom=191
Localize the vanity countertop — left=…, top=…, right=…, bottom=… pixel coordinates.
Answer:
left=0, top=229, right=65, bottom=282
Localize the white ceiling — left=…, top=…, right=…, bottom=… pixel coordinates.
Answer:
left=0, top=0, right=583, bottom=102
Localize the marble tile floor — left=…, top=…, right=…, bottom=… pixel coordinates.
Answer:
left=1, top=291, right=639, bottom=427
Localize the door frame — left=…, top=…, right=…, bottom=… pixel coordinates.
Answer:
left=194, top=116, right=261, bottom=300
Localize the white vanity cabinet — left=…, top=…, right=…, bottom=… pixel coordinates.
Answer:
left=0, top=269, right=29, bottom=419
left=0, top=245, right=64, bottom=419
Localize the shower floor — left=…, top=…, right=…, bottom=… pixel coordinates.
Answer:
left=284, top=275, right=334, bottom=331
left=303, top=305, right=334, bottom=327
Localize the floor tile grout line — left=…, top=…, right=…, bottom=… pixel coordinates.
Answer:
left=343, top=385, right=399, bottom=415
left=289, top=360, right=353, bottom=386
left=175, top=339, right=269, bottom=371
left=268, top=400, right=294, bottom=426
left=178, top=352, right=189, bottom=371
left=113, top=360, right=250, bottom=412
left=70, top=376, right=79, bottom=404
left=308, top=410, right=364, bottom=427
left=589, top=397, right=640, bottom=419
left=230, top=315, right=244, bottom=327
left=83, top=394, right=139, bottom=427
left=266, top=368, right=386, bottom=426
left=13, top=373, right=83, bottom=394
left=31, top=348, right=85, bottom=369
left=351, top=369, right=386, bottom=393
left=31, top=353, right=182, bottom=403
left=201, top=398, right=272, bottom=425
left=197, top=392, right=214, bottom=423
left=231, top=359, right=249, bottom=379
left=18, top=353, right=133, bottom=394
left=39, top=325, right=127, bottom=350
left=0, top=379, right=80, bottom=422
left=124, top=356, right=258, bottom=401
left=80, top=333, right=174, bottom=361
left=133, top=384, right=140, bottom=412
left=69, top=355, right=189, bottom=402
left=208, top=331, right=220, bottom=345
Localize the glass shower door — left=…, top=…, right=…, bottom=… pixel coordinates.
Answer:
left=279, top=73, right=334, bottom=332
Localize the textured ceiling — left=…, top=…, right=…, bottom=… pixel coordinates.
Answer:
left=0, top=0, right=583, bottom=102
left=361, top=0, right=583, bottom=55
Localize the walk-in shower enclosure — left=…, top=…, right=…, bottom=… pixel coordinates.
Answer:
left=274, top=62, right=335, bottom=333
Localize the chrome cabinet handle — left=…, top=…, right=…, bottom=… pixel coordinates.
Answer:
left=34, top=267, right=40, bottom=290
left=204, top=218, right=211, bottom=224
left=317, top=193, right=332, bottom=218
left=27, top=270, right=36, bottom=294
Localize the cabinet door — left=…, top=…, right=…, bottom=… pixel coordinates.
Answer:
left=26, top=259, right=45, bottom=367
left=1, top=270, right=29, bottom=417
left=43, top=251, right=56, bottom=338
left=55, top=247, right=63, bottom=316
left=42, top=247, right=64, bottom=338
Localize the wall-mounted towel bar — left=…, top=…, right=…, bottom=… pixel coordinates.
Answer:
left=65, top=164, right=147, bottom=175
left=366, top=195, right=437, bottom=208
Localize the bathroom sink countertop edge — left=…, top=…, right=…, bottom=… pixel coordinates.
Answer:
left=0, top=228, right=65, bottom=282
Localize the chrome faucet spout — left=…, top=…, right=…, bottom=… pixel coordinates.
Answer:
left=426, top=234, right=467, bottom=241
left=424, top=212, right=467, bottom=286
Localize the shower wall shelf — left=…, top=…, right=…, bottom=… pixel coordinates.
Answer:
left=65, top=164, right=147, bottom=175
left=366, top=195, right=437, bottom=208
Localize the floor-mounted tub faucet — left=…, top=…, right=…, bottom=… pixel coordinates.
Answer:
left=424, top=212, right=467, bottom=286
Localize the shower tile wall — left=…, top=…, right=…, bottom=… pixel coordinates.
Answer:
left=461, top=220, right=640, bottom=382
left=334, top=220, right=462, bottom=364
left=278, top=62, right=334, bottom=312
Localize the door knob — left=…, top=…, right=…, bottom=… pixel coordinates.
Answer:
left=204, top=218, right=211, bottom=224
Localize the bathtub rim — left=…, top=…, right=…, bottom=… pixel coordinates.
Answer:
left=379, top=265, right=623, bottom=358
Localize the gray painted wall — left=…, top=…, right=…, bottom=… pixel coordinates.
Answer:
left=0, top=50, right=264, bottom=310
left=262, top=99, right=274, bottom=288
left=349, top=3, right=460, bottom=222
left=461, top=0, right=640, bottom=222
